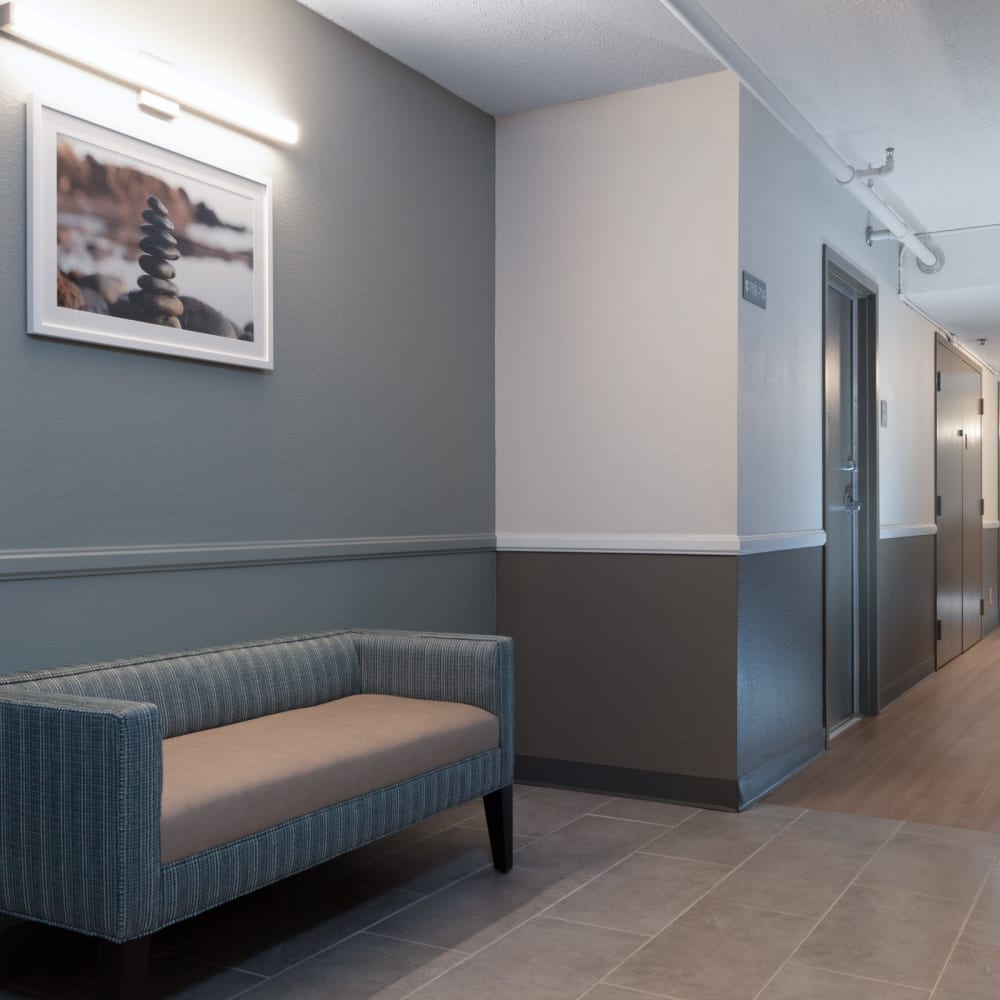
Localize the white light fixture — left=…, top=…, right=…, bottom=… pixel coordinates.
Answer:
left=0, top=1, right=299, bottom=145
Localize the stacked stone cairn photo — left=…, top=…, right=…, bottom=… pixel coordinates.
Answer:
left=130, top=196, right=184, bottom=328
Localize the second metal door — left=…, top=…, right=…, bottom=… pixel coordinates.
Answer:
left=936, top=341, right=982, bottom=665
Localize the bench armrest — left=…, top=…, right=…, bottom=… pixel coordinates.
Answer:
left=352, top=630, right=514, bottom=783
left=0, top=691, right=162, bottom=941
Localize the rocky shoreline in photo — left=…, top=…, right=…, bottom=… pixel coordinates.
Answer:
left=58, top=194, right=252, bottom=341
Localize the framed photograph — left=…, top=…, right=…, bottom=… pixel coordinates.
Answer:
left=27, top=95, right=273, bottom=370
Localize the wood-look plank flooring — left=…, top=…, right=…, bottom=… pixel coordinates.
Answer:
left=766, top=627, right=1000, bottom=831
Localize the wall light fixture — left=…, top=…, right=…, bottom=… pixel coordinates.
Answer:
left=0, top=1, right=300, bottom=145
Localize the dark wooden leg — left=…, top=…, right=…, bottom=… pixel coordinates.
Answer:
left=99, top=936, right=150, bottom=1000
left=483, top=784, right=513, bottom=873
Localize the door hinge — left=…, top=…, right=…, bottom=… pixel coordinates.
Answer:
left=982, top=599, right=986, bottom=616
left=936, top=619, right=943, bottom=640
left=980, top=398, right=985, bottom=415
left=982, top=498, right=986, bottom=516
left=936, top=495, right=942, bottom=517
left=936, top=371, right=942, bottom=391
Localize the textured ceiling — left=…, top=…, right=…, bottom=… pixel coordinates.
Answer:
left=705, top=0, right=1000, bottom=235
left=299, top=0, right=1000, bottom=346
left=297, top=0, right=721, bottom=116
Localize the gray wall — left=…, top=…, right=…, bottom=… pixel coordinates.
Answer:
left=985, top=527, right=1000, bottom=636
left=0, top=0, right=496, bottom=670
left=497, top=548, right=825, bottom=809
left=877, top=535, right=936, bottom=707
left=736, top=547, right=824, bottom=798
left=497, top=553, right=739, bottom=781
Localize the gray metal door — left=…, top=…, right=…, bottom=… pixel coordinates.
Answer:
left=936, top=343, right=982, bottom=664
left=825, top=287, right=858, bottom=729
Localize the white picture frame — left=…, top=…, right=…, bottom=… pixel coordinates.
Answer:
left=27, top=95, right=274, bottom=370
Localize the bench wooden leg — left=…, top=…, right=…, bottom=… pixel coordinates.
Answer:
left=99, top=935, right=150, bottom=1000
left=483, top=784, right=513, bottom=873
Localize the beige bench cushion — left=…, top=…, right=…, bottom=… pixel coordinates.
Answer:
left=160, top=693, right=499, bottom=863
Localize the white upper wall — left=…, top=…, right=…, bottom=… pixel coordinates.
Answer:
left=496, top=72, right=741, bottom=541
left=737, top=88, right=937, bottom=535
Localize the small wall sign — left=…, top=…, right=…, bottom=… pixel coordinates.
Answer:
left=742, top=271, right=766, bottom=309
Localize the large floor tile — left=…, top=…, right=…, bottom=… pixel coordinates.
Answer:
left=591, top=798, right=700, bottom=828
left=961, top=870, right=1000, bottom=948
left=463, top=787, right=614, bottom=838
left=901, top=822, right=1000, bottom=851
left=708, top=838, right=877, bottom=917
left=317, top=806, right=490, bottom=878
left=857, top=829, right=997, bottom=903
left=933, top=943, right=1000, bottom=999
left=515, top=815, right=663, bottom=877
left=342, top=825, right=532, bottom=894
left=640, top=807, right=792, bottom=867
left=235, top=931, right=463, bottom=1000
left=778, top=810, right=901, bottom=855
left=758, top=964, right=929, bottom=998
left=607, top=898, right=813, bottom=1000
left=171, top=879, right=423, bottom=977
left=371, top=867, right=585, bottom=953
left=1, top=925, right=98, bottom=999
left=792, top=886, right=967, bottom=990
left=406, top=915, right=644, bottom=1000
left=71, top=954, right=264, bottom=1000
left=547, top=852, right=729, bottom=935
left=581, top=988, right=658, bottom=1000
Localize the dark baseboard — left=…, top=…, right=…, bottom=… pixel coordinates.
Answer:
left=736, top=729, right=827, bottom=808
left=517, top=730, right=828, bottom=813
left=514, top=755, right=742, bottom=811
left=879, top=654, right=936, bottom=709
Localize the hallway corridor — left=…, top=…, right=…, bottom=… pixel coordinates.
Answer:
left=767, top=628, right=1000, bottom=832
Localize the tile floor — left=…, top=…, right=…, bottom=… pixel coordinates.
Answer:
left=3, top=785, right=1000, bottom=1000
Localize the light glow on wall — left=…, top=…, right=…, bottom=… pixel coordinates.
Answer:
left=0, top=1, right=299, bottom=145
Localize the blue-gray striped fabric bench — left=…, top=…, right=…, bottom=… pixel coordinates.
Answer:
left=0, top=629, right=514, bottom=999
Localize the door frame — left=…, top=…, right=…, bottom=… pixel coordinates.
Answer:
left=822, top=246, right=880, bottom=723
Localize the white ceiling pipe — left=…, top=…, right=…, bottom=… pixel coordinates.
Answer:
left=657, top=0, right=938, bottom=270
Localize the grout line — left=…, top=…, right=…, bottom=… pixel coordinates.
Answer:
left=577, top=980, right=686, bottom=999
left=390, top=816, right=675, bottom=1000
left=657, top=808, right=702, bottom=832
left=849, top=880, right=993, bottom=905
left=223, top=793, right=658, bottom=999
left=686, top=898, right=817, bottom=921
left=633, top=849, right=737, bottom=867
left=579, top=808, right=809, bottom=998
left=747, top=819, right=906, bottom=1000
left=949, top=938, right=1000, bottom=954
left=531, top=809, right=653, bottom=842
left=584, top=814, right=685, bottom=829
left=897, top=823, right=1000, bottom=845
left=363, top=929, right=473, bottom=955
left=536, top=914, right=651, bottom=939
left=926, top=846, right=1000, bottom=998
left=220, top=856, right=502, bottom=999
left=783, top=960, right=932, bottom=993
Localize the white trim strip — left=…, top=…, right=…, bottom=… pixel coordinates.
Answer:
left=495, top=532, right=827, bottom=555
left=738, top=531, right=828, bottom=554
left=879, top=523, right=938, bottom=540
left=985, top=521, right=1000, bottom=531
left=0, top=534, right=497, bottom=582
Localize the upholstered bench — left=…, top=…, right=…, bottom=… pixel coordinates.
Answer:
left=0, top=629, right=514, bottom=999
